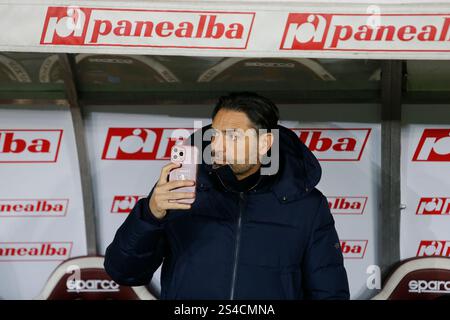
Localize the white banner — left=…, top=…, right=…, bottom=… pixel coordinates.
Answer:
left=0, top=106, right=87, bottom=300
left=401, top=121, right=450, bottom=260
left=1, top=1, right=450, bottom=59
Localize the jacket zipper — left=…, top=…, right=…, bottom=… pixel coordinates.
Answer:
left=230, top=191, right=245, bottom=300
left=212, top=170, right=261, bottom=300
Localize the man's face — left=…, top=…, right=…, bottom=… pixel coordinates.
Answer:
left=210, top=109, right=260, bottom=176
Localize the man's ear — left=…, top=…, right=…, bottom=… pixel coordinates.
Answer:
left=258, top=132, right=274, bottom=155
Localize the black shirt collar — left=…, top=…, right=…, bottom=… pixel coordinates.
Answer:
left=212, top=164, right=275, bottom=193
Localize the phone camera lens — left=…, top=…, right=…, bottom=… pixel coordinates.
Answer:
left=173, top=148, right=178, bottom=152
left=173, top=155, right=178, bottom=159
left=179, top=152, right=184, bottom=156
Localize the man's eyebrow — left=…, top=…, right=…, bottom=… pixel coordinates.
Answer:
left=211, top=127, right=240, bottom=133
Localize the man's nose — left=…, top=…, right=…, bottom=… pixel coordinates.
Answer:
left=211, top=133, right=225, bottom=154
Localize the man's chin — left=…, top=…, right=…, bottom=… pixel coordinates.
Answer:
left=212, top=163, right=227, bottom=169
left=229, top=164, right=255, bottom=175
left=212, top=161, right=254, bottom=173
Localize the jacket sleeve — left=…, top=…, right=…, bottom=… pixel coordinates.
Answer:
left=302, top=194, right=350, bottom=300
left=104, top=183, right=168, bottom=286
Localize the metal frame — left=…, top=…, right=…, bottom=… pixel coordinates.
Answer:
left=379, top=60, right=403, bottom=278
left=58, top=53, right=98, bottom=256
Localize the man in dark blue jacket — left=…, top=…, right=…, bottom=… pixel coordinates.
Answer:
left=104, top=92, right=350, bottom=300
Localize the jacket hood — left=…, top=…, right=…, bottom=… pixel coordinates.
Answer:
left=188, top=124, right=322, bottom=201
left=271, top=124, right=321, bottom=201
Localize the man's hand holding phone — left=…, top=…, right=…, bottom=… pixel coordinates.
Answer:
left=149, top=145, right=199, bottom=220
left=148, top=162, right=196, bottom=220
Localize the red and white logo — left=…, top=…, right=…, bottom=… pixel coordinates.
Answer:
left=280, top=13, right=450, bottom=52
left=328, top=196, right=367, bottom=215
left=102, top=128, right=192, bottom=160
left=291, top=128, right=371, bottom=161
left=416, top=197, right=450, bottom=215
left=340, top=240, right=368, bottom=259
left=0, top=129, right=63, bottom=163
left=280, top=14, right=332, bottom=50
left=0, top=242, right=72, bottom=261
left=412, top=129, right=450, bottom=162
left=41, top=6, right=254, bottom=49
left=0, top=199, right=69, bottom=217
left=111, top=195, right=144, bottom=214
left=41, top=6, right=91, bottom=45
left=417, top=240, right=450, bottom=257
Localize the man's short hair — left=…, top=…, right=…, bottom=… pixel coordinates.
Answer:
left=212, top=92, right=279, bottom=131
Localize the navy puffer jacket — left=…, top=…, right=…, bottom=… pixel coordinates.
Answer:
left=104, top=124, right=350, bottom=300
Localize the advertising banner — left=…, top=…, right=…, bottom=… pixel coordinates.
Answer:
left=0, top=106, right=87, bottom=299
left=1, top=1, right=450, bottom=59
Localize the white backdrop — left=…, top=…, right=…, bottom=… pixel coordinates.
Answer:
left=8, top=102, right=447, bottom=299
left=0, top=106, right=87, bottom=300
left=400, top=105, right=450, bottom=260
